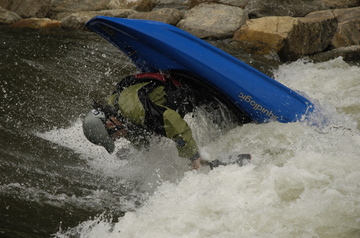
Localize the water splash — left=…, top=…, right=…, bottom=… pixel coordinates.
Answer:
left=55, top=57, right=360, bottom=238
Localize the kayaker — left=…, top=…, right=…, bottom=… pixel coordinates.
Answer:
left=83, top=71, right=205, bottom=169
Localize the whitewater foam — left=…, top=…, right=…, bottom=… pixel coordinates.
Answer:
left=54, top=57, right=360, bottom=238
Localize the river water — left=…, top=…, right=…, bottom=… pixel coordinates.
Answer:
left=1, top=25, right=360, bottom=238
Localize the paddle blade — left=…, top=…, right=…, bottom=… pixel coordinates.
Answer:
left=209, top=154, right=251, bottom=170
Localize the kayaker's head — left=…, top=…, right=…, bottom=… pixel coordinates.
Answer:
left=83, top=108, right=127, bottom=153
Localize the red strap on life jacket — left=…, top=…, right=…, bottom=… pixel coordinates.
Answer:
left=134, top=73, right=181, bottom=87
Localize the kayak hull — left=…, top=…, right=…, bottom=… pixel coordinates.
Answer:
left=86, top=16, right=314, bottom=123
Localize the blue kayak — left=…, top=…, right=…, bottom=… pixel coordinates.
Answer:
left=86, top=16, right=315, bottom=123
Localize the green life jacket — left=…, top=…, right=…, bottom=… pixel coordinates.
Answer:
left=115, top=73, right=196, bottom=114
left=108, top=72, right=200, bottom=159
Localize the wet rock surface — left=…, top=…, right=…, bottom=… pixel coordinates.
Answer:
left=1, top=0, right=359, bottom=62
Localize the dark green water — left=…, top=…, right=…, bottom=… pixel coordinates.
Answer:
left=0, top=26, right=280, bottom=238
left=0, top=26, right=140, bottom=238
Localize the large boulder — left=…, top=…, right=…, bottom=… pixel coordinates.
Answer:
left=234, top=17, right=297, bottom=56
left=332, top=7, right=360, bottom=48
left=0, top=7, right=22, bottom=24
left=177, top=3, right=248, bottom=39
left=60, top=12, right=98, bottom=29
left=320, top=0, right=360, bottom=9
left=128, top=8, right=183, bottom=25
left=108, top=0, right=157, bottom=11
left=305, top=7, right=360, bottom=48
left=9, top=18, right=61, bottom=28
left=154, top=0, right=189, bottom=10
left=0, top=0, right=51, bottom=18
left=288, top=14, right=338, bottom=58
left=336, top=7, right=359, bottom=48
left=188, top=0, right=249, bottom=8
left=245, top=0, right=329, bottom=18
left=310, top=45, right=360, bottom=62
left=50, top=0, right=111, bottom=13
left=61, top=9, right=137, bottom=29
left=234, top=14, right=338, bottom=61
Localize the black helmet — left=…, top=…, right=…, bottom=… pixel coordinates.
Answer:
left=83, top=109, right=115, bottom=153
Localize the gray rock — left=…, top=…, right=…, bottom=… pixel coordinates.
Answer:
left=108, top=0, right=157, bottom=11
left=287, top=14, right=338, bottom=59
left=155, top=0, right=189, bottom=10
left=320, top=0, right=360, bottom=9
left=177, top=3, right=247, bottom=39
left=128, top=8, right=183, bottom=25
left=332, top=7, right=360, bottom=48
left=50, top=0, right=111, bottom=13
left=234, top=14, right=338, bottom=61
left=0, top=0, right=51, bottom=18
left=188, top=0, right=249, bottom=8
left=305, top=7, right=360, bottom=48
left=310, top=45, right=360, bottom=62
left=61, top=9, right=137, bottom=29
left=0, top=7, right=22, bottom=24
left=245, top=0, right=329, bottom=18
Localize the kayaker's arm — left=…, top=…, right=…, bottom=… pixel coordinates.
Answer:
left=163, top=108, right=202, bottom=169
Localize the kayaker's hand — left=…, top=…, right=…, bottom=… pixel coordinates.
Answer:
left=191, top=157, right=202, bottom=170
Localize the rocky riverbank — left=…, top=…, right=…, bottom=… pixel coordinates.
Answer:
left=1, top=0, right=360, bottom=62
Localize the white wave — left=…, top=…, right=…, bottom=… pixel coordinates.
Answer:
left=35, top=118, right=192, bottom=192
left=274, top=57, right=360, bottom=128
